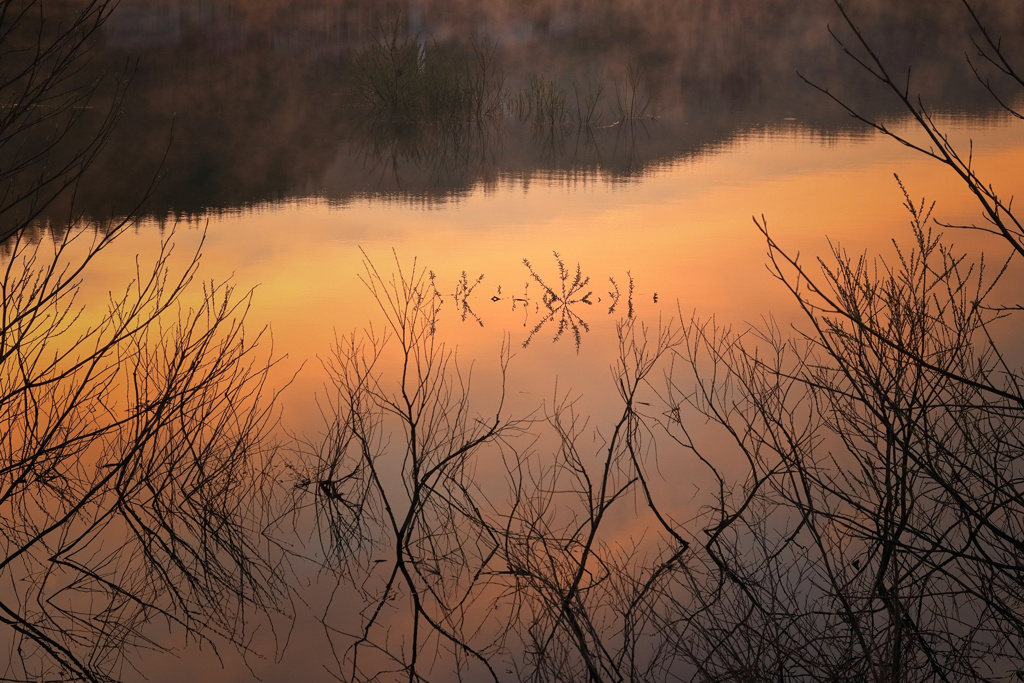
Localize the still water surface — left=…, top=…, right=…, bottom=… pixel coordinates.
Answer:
left=87, top=117, right=1024, bottom=440
left=10, top=1, right=1024, bottom=680
left=79, top=116, right=1023, bottom=682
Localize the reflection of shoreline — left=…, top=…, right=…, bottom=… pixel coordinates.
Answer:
left=23, top=0, right=1022, bottom=225
left=46, top=110, right=1024, bottom=238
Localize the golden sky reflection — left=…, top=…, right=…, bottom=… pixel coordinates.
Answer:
left=101, top=118, right=1017, bottom=430
left=60, top=118, right=1024, bottom=499
left=71, top=114, right=1024, bottom=516
left=63, top=115, right=1024, bottom=683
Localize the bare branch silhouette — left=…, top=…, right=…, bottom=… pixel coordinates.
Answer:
left=0, top=3, right=290, bottom=680
left=296, top=251, right=528, bottom=682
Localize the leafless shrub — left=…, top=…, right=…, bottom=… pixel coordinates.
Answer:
left=0, top=3, right=290, bottom=680
left=656, top=0, right=1024, bottom=676
left=0, top=226, right=290, bottom=683
left=294, top=251, right=526, bottom=682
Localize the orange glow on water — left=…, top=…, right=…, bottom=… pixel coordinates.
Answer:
left=87, top=118, right=1022, bottom=440
left=53, top=102, right=1024, bottom=683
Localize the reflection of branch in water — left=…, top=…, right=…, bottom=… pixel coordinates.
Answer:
left=453, top=270, right=485, bottom=325
left=435, top=255, right=654, bottom=351
left=607, top=274, right=629, bottom=316
left=613, top=119, right=651, bottom=177
left=524, top=296, right=591, bottom=351
left=627, top=270, right=635, bottom=319
left=521, top=252, right=594, bottom=352
left=524, top=251, right=592, bottom=305
left=490, top=281, right=534, bottom=331
left=354, top=116, right=507, bottom=193
left=427, top=268, right=485, bottom=327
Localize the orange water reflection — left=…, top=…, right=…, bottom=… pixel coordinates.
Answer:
left=82, top=119, right=1020, bottom=433
left=66, top=116, right=1024, bottom=682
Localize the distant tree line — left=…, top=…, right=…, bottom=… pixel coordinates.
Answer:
left=16, top=0, right=1024, bottom=223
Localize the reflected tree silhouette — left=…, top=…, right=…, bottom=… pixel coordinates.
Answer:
left=296, top=251, right=695, bottom=682
left=0, top=0, right=124, bottom=241
left=521, top=252, right=594, bottom=351
left=6, top=0, right=1022, bottom=681
left=493, top=317, right=692, bottom=683
left=664, top=192, right=1024, bottom=680
left=345, top=25, right=660, bottom=194
left=1, top=229, right=289, bottom=682
left=410, top=253, right=641, bottom=352
left=297, top=2, right=1024, bottom=682
left=658, top=1, right=1024, bottom=680
left=346, top=25, right=508, bottom=192
left=0, top=1, right=289, bottom=681
left=294, top=251, right=527, bottom=681
left=509, top=69, right=657, bottom=173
